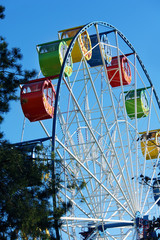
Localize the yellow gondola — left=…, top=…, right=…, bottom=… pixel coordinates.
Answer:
left=140, top=129, right=160, bottom=160
left=58, top=26, right=92, bottom=63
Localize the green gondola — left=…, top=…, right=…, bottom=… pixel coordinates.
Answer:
left=125, top=89, right=149, bottom=119
left=37, top=40, right=73, bottom=78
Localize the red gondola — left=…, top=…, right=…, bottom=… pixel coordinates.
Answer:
left=106, top=56, right=131, bottom=87
left=20, top=78, right=56, bottom=122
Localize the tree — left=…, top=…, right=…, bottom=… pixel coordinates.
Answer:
left=0, top=141, right=72, bottom=239
left=0, top=5, right=5, bottom=19
left=0, top=142, right=53, bottom=239
left=0, top=5, right=71, bottom=239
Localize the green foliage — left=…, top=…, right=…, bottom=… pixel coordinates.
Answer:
left=67, top=179, right=86, bottom=191
left=0, top=140, right=72, bottom=239
left=0, top=5, right=5, bottom=19
left=0, top=36, right=36, bottom=120
left=0, top=5, right=72, bottom=239
left=0, top=142, right=53, bottom=239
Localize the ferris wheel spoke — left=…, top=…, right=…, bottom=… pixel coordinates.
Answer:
left=58, top=109, right=103, bottom=213
left=103, top=162, right=130, bottom=219
left=113, top=32, right=137, bottom=206
left=56, top=136, right=134, bottom=218
left=57, top=149, right=98, bottom=217
left=63, top=74, right=137, bottom=214
left=139, top=87, right=154, bottom=210
left=58, top=186, right=91, bottom=217
left=141, top=156, right=159, bottom=214
left=133, top=53, right=140, bottom=211
left=144, top=195, right=160, bottom=216
left=95, top=29, right=138, bottom=211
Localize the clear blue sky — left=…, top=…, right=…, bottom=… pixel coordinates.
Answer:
left=1, top=0, right=160, bottom=142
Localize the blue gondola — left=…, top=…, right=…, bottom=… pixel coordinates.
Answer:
left=88, top=33, right=112, bottom=67
left=153, top=179, right=160, bottom=206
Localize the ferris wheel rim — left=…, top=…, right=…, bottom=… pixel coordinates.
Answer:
left=52, top=21, right=160, bottom=154
left=46, top=21, right=160, bottom=239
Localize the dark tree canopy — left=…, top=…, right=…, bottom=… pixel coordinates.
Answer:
left=0, top=5, right=5, bottom=19
left=0, top=5, right=71, bottom=240
left=0, top=140, right=71, bottom=239
left=0, top=142, right=53, bottom=239
left=0, top=38, right=36, bottom=120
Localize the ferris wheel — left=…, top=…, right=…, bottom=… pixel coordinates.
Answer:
left=20, top=21, right=160, bottom=239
